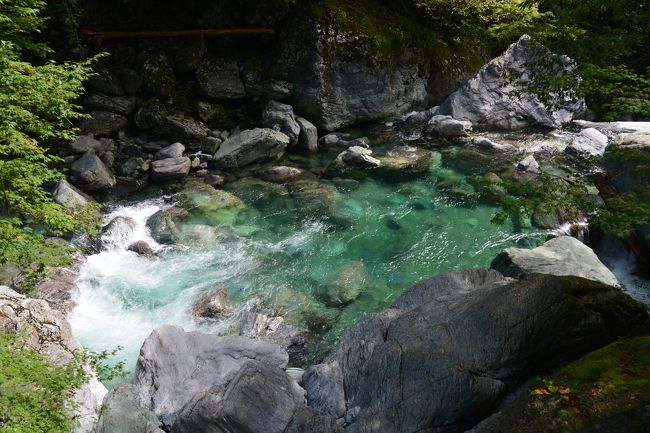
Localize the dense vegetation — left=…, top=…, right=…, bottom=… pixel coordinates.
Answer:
left=0, top=332, right=86, bottom=433
left=0, top=0, right=97, bottom=287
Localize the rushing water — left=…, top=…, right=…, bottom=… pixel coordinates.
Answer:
left=69, top=149, right=555, bottom=376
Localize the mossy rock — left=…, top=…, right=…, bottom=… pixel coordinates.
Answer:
left=179, top=180, right=246, bottom=226
left=472, top=336, right=650, bottom=433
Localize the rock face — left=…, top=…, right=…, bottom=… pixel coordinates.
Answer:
left=0, top=286, right=107, bottom=433
left=491, top=236, right=619, bottom=287
left=214, top=128, right=290, bottom=170
left=96, top=384, right=165, bottom=433
left=439, top=35, right=587, bottom=130
left=278, top=13, right=428, bottom=131
left=172, top=360, right=305, bottom=433
left=196, top=58, right=246, bottom=99
left=150, top=157, right=191, bottom=181
left=262, top=100, right=301, bottom=146
left=303, top=268, right=647, bottom=433
left=146, top=210, right=181, bottom=245
left=70, top=153, right=117, bottom=192
left=52, top=179, right=92, bottom=209
left=135, top=325, right=290, bottom=427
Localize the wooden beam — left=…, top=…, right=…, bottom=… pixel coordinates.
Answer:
left=80, top=28, right=276, bottom=45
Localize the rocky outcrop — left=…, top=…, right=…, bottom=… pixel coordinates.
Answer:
left=214, top=128, right=290, bottom=170
left=96, top=384, right=165, bottom=433
left=172, top=360, right=305, bottom=433
left=277, top=9, right=429, bottom=131
left=491, top=236, right=619, bottom=287
left=134, top=325, right=290, bottom=427
left=70, top=153, right=117, bottom=192
left=191, top=287, right=229, bottom=319
left=439, top=35, right=587, bottom=130
left=0, top=286, right=107, bottom=433
left=303, top=267, right=647, bottom=433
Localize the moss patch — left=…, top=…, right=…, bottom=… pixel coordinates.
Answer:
left=526, top=337, right=650, bottom=432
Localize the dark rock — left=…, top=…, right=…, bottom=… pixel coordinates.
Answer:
left=167, top=36, right=206, bottom=75
left=196, top=58, right=246, bottom=99
left=119, top=157, right=149, bottom=178
left=69, top=135, right=103, bottom=154
left=440, top=35, right=587, bottom=130
left=87, top=69, right=125, bottom=96
left=136, top=52, right=176, bottom=99
left=304, top=269, right=648, bottom=433
left=115, top=67, right=143, bottom=94
left=145, top=210, right=181, bottom=244
left=296, top=116, right=318, bottom=152
left=204, top=174, right=226, bottom=188
left=135, top=325, right=289, bottom=427
left=172, top=360, right=304, bottom=433
left=262, top=100, right=301, bottom=146
left=70, top=153, right=117, bottom=192
left=80, top=111, right=128, bottom=138
left=96, top=383, right=165, bottom=433
left=491, top=236, right=619, bottom=287
left=128, top=240, right=155, bottom=257
left=191, top=287, right=229, bottom=319
left=213, top=128, right=290, bottom=170
left=135, top=100, right=211, bottom=148
left=150, top=157, right=191, bottom=181
left=84, top=93, right=138, bottom=116
left=285, top=406, right=342, bottom=433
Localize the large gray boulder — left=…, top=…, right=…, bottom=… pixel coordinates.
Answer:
left=135, top=325, right=289, bottom=427
left=96, top=384, right=165, bottom=433
left=303, top=269, right=647, bottom=433
left=262, top=101, right=301, bottom=146
left=154, top=142, right=185, bottom=160
left=172, top=360, right=304, bottom=433
left=150, top=157, right=191, bottom=181
left=70, top=153, right=116, bottom=192
left=296, top=116, right=318, bottom=152
left=52, top=179, right=92, bottom=209
left=196, top=58, right=246, bottom=99
left=439, top=35, right=587, bottom=130
left=491, top=236, right=619, bottom=287
left=214, top=128, right=290, bottom=170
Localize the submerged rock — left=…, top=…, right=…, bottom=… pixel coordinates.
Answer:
left=439, top=35, right=587, bottom=130
left=135, top=325, right=289, bottom=428
left=491, top=235, right=620, bottom=287
left=303, top=268, right=647, bottom=433
left=323, top=260, right=368, bottom=306
left=259, top=166, right=307, bottom=183
left=374, top=146, right=432, bottom=179
left=214, top=128, right=290, bottom=170
left=100, top=216, right=137, bottom=249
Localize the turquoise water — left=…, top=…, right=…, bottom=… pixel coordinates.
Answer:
left=69, top=151, right=547, bottom=376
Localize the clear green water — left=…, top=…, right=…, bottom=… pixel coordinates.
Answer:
left=69, top=152, right=547, bottom=377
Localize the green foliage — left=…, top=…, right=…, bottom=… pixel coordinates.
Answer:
left=0, top=0, right=98, bottom=275
left=0, top=332, right=87, bottom=433
left=86, top=346, right=128, bottom=383
left=593, top=192, right=650, bottom=238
